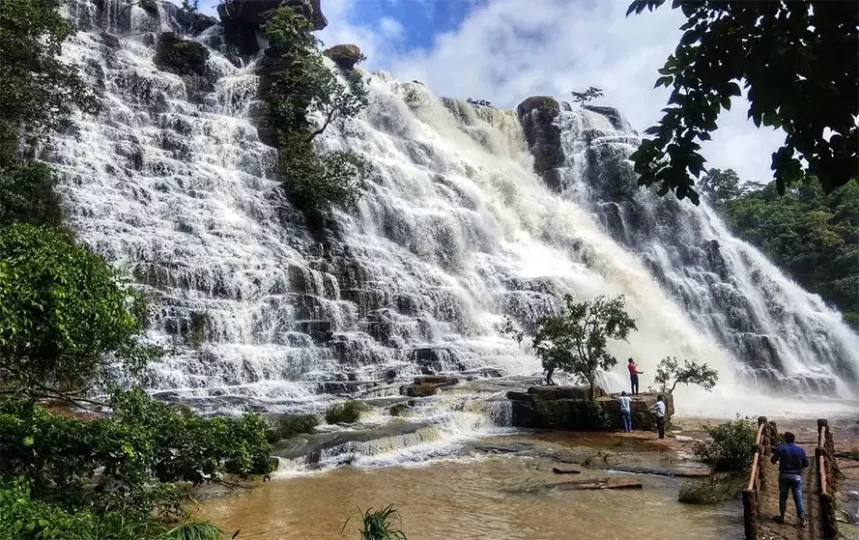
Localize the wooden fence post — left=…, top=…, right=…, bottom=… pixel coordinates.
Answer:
left=820, top=493, right=837, bottom=539
left=743, top=488, right=757, bottom=540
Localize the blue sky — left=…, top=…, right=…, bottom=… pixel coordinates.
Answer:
left=194, top=0, right=783, bottom=183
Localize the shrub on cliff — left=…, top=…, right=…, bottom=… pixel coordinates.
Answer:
left=695, top=417, right=757, bottom=472
left=262, top=6, right=369, bottom=212
left=267, top=413, right=320, bottom=442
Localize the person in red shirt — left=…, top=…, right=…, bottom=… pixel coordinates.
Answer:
left=627, top=358, right=643, bottom=395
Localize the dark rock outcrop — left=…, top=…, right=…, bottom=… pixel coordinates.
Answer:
left=154, top=32, right=209, bottom=77
left=323, top=44, right=363, bottom=70
left=516, top=96, right=564, bottom=189
left=400, top=376, right=459, bottom=397
left=163, top=3, right=217, bottom=35
left=508, top=386, right=673, bottom=431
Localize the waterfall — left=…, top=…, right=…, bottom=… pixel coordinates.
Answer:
left=50, top=0, right=858, bottom=429
left=547, top=106, right=859, bottom=396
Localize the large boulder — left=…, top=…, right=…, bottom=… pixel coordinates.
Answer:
left=154, top=32, right=209, bottom=77
left=516, top=96, right=565, bottom=189
left=323, top=44, right=363, bottom=70
left=507, top=386, right=674, bottom=431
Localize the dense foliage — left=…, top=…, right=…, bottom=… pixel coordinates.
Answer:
left=695, top=418, right=757, bottom=472
left=653, top=357, right=718, bottom=394
left=262, top=7, right=370, bottom=211
left=0, top=391, right=270, bottom=518
left=705, top=172, right=859, bottom=329
left=0, top=224, right=153, bottom=398
left=627, top=0, right=857, bottom=204
left=533, top=295, right=637, bottom=401
left=0, top=1, right=272, bottom=537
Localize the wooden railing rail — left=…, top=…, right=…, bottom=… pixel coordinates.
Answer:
left=743, top=416, right=776, bottom=540
left=817, top=418, right=838, bottom=539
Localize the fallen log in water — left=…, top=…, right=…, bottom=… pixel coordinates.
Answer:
left=554, top=477, right=642, bottom=491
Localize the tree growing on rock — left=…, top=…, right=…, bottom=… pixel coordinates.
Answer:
left=262, top=6, right=370, bottom=211
left=571, top=86, right=604, bottom=105
left=653, top=356, right=718, bottom=394
left=627, top=0, right=857, bottom=204
left=533, top=295, right=637, bottom=401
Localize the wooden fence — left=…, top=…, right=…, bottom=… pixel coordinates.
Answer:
left=817, top=418, right=838, bottom=539
left=742, top=416, right=777, bottom=540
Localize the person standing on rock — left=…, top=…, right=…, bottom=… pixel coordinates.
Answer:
left=627, top=358, right=643, bottom=395
left=617, top=391, right=633, bottom=433
left=545, top=362, right=556, bottom=386
left=771, top=431, right=809, bottom=528
left=650, top=395, right=666, bottom=439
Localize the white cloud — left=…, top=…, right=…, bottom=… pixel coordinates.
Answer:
left=320, top=0, right=783, bottom=183
left=378, top=16, right=405, bottom=40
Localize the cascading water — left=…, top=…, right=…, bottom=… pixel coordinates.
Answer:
left=50, top=0, right=858, bottom=461
left=543, top=105, right=859, bottom=396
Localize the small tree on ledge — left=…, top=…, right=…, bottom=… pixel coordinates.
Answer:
left=653, top=356, right=719, bottom=394
left=571, top=86, right=604, bottom=105
left=533, top=295, right=637, bottom=401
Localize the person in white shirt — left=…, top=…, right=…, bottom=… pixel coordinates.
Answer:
left=650, top=395, right=666, bottom=439
left=617, top=391, right=633, bottom=432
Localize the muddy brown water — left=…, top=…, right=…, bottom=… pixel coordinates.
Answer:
left=197, top=431, right=744, bottom=539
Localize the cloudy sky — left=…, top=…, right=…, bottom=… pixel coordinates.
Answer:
left=199, top=0, right=785, bottom=182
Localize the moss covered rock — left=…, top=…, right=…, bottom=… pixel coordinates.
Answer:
left=154, top=32, right=209, bottom=77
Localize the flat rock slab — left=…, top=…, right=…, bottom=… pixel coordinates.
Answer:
left=272, top=420, right=435, bottom=461
left=607, top=463, right=711, bottom=478
left=554, top=477, right=642, bottom=491
left=552, top=466, right=581, bottom=475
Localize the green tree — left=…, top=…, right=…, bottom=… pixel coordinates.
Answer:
left=627, top=1, right=857, bottom=204
left=533, top=295, right=637, bottom=401
left=0, top=224, right=154, bottom=400
left=698, top=168, right=741, bottom=208
left=571, top=86, right=604, bottom=105
left=653, top=356, right=718, bottom=394
left=0, top=0, right=99, bottom=160
left=262, top=6, right=370, bottom=211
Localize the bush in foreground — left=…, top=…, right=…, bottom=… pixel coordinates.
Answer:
left=694, top=417, right=757, bottom=472
left=325, top=400, right=368, bottom=424
left=678, top=475, right=742, bottom=504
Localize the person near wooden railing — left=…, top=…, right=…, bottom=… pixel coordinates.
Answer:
left=771, top=430, right=809, bottom=528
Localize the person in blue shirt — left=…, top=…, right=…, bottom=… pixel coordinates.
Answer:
left=770, top=431, right=809, bottom=527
